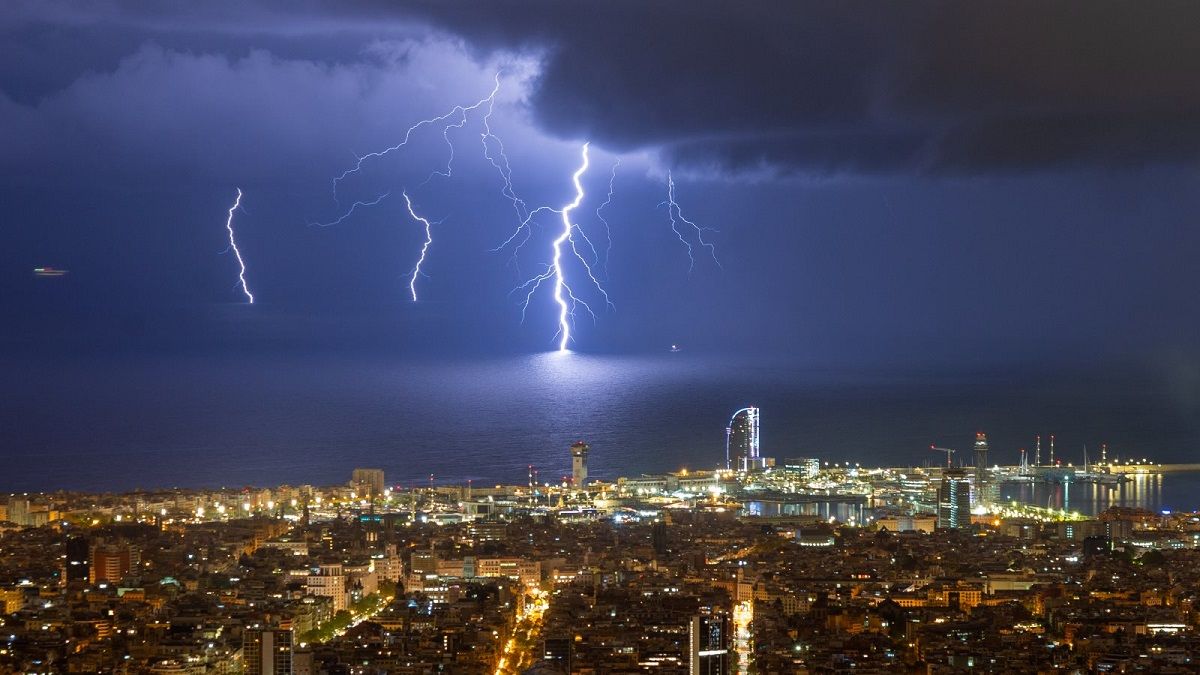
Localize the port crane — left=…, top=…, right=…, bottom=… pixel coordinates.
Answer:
left=930, top=445, right=956, bottom=468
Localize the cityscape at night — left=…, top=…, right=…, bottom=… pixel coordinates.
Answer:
left=4, top=2, right=1200, bottom=673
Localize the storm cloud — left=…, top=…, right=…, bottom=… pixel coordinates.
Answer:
left=400, top=0, right=1200, bottom=175
left=6, top=1, right=1200, bottom=177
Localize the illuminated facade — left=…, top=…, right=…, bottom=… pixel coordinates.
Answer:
left=351, top=468, right=385, bottom=499
left=725, top=407, right=760, bottom=472
left=938, top=469, right=972, bottom=529
left=571, top=441, right=590, bottom=487
left=689, top=613, right=730, bottom=674
left=243, top=628, right=293, bottom=675
left=973, top=432, right=996, bottom=506
left=89, top=542, right=139, bottom=584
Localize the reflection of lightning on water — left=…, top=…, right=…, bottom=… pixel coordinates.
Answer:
left=664, top=171, right=721, bottom=273
left=510, top=143, right=612, bottom=351
left=222, top=188, right=254, bottom=304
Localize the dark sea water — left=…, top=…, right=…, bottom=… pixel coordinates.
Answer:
left=2, top=351, right=1200, bottom=494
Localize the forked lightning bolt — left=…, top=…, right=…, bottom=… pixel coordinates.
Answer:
left=511, top=143, right=612, bottom=351
left=309, top=193, right=390, bottom=228
left=222, top=188, right=254, bottom=304
left=595, top=158, right=620, bottom=279
left=403, top=190, right=434, bottom=302
left=320, top=75, right=512, bottom=300
left=665, top=171, right=721, bottom=273
left=332, top=75, right=502, bottom=201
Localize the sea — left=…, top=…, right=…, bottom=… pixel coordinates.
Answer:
left=2, top=350, right=1199, bottom=512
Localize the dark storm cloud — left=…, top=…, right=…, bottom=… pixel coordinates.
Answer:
left=391, top=0, right=1200, bottom=175
left=6, top=1, right=1200, bottom=176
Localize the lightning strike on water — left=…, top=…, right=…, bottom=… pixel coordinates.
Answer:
left=403, top=190, right=434, bottom=302
left=664, top=171, right=721, bottom=273
left=512, top=143, right=612, bottom=351
left=222, top=188, right=254, bottom=304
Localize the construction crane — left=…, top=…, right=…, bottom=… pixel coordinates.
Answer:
left=930, top=445, right=956, bottom=468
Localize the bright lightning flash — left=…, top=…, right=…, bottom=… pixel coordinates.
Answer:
left=333, top=76, right=502, bottom=201
left=665, top=172, right=721, bottom=273
left=513, top=143, right=612, bottom=351
left=222, top=188, right=254, bottom=304
left=403, top=190, right=434, bottom=302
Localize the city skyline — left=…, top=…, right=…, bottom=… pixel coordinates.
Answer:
left=4, top=4, right=1200, bottom=672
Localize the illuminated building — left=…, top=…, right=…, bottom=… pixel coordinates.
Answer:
left=571, top=441, right=590, bottom=487
left=350, top=468, right=385, bottom=499
left=306, top=563, right=347, bottom=612
left=973, top=431, right=995, bottom=506
left=938, top=469, right=972, bottom=529
left=689, top=613, right=730, bottom=674
left=783, top=457, right=820, bottom=478
left=243, top=628, right=293, bottom=675
left=725, top=407, right=760, bottom=472
left=0, top=588, right=22, bottom=614
left=6, top=498, right=30, bottom=527
left=89, top=542, right=139, bottom=584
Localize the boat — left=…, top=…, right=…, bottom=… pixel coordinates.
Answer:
left=669, top=344, right=682, bottom=353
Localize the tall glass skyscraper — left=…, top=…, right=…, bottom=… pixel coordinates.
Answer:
left=725, top=407, right=760, bottom=472
left=938, top=468, right=972, bottom=529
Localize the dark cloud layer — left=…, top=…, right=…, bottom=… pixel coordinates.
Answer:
left=394, top=0, right=1200, bottom=175
left=7, top=1, right=1200, bottom=176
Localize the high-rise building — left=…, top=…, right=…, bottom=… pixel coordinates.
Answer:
left=306, top=564, right=347, bottom=612
left=689, top=613, right=730, bottom=674
left=938, top=469, right=972, bottom=529
left=90, top=542, right=139, bottom=584
left=570, top=441, right=590, bottom=487
left=973, top=432, right=996, bottom=506
left=725, top=407, right=760, bottom=472
left=7, top=498, right=30, bottom=527
left=243, top=628, right=293, bottom=675
left=542, top=636, right=573, bottom=672
left=65, top=536, right=90, bottom=582
left=651, top=521, right=669, bottom=556
left=350, top=468, right=385, bottom=499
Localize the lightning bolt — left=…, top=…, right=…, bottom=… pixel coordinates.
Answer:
left=403, top=190, right=434, bottom=302
left=319, top=75, right=513, bottom=297
left=595, top=158, right=620, bottom=279
left=480, top=86, right=529, bottom=225
left=512, top=143, right=612, bottom=351
left=222, top=188, right=254, bottom=304
left=664, top=171, right=721, bottom=273
left=333, top=75, right=502, bottom=201
left=309, top=193, right=390, bottom=228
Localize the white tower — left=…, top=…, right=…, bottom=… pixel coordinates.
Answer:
left=571, top=441, right=590, bottom=488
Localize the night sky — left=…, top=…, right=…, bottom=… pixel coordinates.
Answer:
left=4, top=1, right=1200, bottom=366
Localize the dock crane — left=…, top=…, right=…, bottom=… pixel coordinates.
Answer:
left=930, top=445, right=956, bottom=468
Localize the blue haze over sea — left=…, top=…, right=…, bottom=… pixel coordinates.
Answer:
left=2, top=349, right=1200, bottom=512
